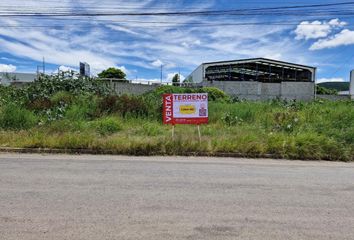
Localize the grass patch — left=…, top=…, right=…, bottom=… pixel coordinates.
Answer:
left=0, top=79, right=353, bottom=161
left=0, top=104, right=38, bottom=130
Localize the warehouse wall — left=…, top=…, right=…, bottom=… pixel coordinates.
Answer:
left=108, top=81, right=158, bottom=95
left=108, top=80, right=315, bottom=101
left=201, top=81, right=315, bottom=101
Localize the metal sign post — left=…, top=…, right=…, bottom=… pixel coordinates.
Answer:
left=197, top=125, right=202, bottom=144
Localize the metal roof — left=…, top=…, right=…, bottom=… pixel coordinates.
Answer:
left=203, top=58, right=316, bottom=71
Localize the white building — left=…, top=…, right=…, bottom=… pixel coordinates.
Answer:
left=185, top=58, right=316, bottom=101
left=0, top=72, right=37, bottom=86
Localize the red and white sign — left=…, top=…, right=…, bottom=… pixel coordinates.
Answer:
left=163, top=93, right=208, bottom=125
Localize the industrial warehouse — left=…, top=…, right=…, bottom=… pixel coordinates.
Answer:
left=186, top=58, right=317, bottom=101
left=1, top=58, right=353, bottom=101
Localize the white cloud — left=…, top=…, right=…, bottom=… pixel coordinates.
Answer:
left=107, top=25, right=139, bottom=35
left=58, top=65, right=76, bottom=72
left=0, top=0, right=319, bottom=78
left=151, top=59, right=164, bottom=67
left=181, top=39, right=201, bottom=48
left=134, top=78, right=161, bottom=83
left=328, top=19, right=347, bottom=27
left=310, top=29, right=354, bottom=50
left=117, top=65, right=129, bottom=74
left=317, top=77, right=345, bottom=83
left=295, top=19, right=347, bottom=40
left=0, top=64, right=16, bottom=72
left=0, top=29, right=117, bottom=74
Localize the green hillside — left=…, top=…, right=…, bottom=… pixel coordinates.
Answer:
left=318, top=82, right=350, bottom=91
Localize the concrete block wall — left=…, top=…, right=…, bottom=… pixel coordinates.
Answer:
left=280, top=82, right=314, bottom=101
left=108, top=80, right=315, bottom=101
left=109, top=81, right=158, bottom=95
left=201, top=81, right=314, bottom=101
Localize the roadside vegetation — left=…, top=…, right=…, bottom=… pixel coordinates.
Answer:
left=0, top=74, right=353, bottom=161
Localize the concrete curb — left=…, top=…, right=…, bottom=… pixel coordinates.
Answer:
left=0, top=147, right=286, bottom=159
left=1, top=147, right=349, bottom=162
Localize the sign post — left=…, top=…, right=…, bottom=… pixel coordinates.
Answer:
left=163, top=93, right=208, bottom=142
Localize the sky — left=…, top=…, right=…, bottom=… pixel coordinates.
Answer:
left=0, top=0, right=353, bottom=83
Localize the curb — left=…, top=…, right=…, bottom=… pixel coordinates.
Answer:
left=0, top=147, right=284, bottom=159
left=0, top=147, right=349, bottom=162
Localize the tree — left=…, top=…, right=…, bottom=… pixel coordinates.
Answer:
left=98, top=68, right=126, bottom=79
left=172, top=73, right=180, bottom=86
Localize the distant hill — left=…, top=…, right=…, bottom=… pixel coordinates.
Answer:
left=318, top=82, right=350, bottom=91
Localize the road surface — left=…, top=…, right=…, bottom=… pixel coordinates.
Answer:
left=1, top=154, right=354, bottom=240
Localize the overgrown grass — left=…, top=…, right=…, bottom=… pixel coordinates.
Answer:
left=0, top=104, right=38, bottom=130
left=0, top=80, right=353, bottom=161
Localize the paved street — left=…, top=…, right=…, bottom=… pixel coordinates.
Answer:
left=0, top=154, right=354, bottom=240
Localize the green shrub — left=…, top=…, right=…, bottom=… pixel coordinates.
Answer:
left=273, top=111, right=300, bottom=133
left=138, top=122, right=163, bottom=136
left=196, top=87, right=230, bottom=102
left=26, top=97, right=53, bottom=111
left=222, top=112, right=244, bottom=126
left=93, top=117, right=122, bottom=135
left=316, top=85, right=338, bottom=95
left=24, top=74, right=112, bottom=101
left=99, top=94, right=149, bottom=118
left=98, top=95, right=120, bottom=114
left=50, top=91, right=75, bottom=106
left=0, top=104, right=37, bottom=130
left=66, top=104, right=90, bottom=121
left=65, top=95, right=99, bottom=120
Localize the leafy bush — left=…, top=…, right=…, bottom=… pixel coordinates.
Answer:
left=65, top=95, right=99, bottom=121
left=98, top=95, right=120, bottom=114
left=0, top=104, right=37, bottom=130
left=0, top=85, right=26, bottom=106
left=26, top=98, right=53, bottom=111
left=316, top=85, right=338, bottom=95
left=222, top=112, right=244, bottom=126
left=23, top=74, right=112, bottom=102
left=195, top=87, right=230, bottom=102
left=93, top=117, right=122, bottom=135
left=138, top=122, right=163, bottom=136
left=99, top=95, right=149, bottom=117
left=50, top=91, right=75, bottom=106
left=273, top=111, right=300, bottom=133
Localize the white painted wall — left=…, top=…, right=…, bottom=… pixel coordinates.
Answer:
left=184, top=64, right=204, bottom=83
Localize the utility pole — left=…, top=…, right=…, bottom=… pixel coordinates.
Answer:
left=42, top=57, right=45, bottom=74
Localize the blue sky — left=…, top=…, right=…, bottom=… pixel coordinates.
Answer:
left=0, top=0, right=353, bottom=83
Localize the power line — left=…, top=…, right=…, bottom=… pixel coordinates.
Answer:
left=0, top=20, right=354, bottom=29
left=0, top=2, right=353, bottom=17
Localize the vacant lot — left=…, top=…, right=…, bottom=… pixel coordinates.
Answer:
left=1, top=77, right=353, bottom=161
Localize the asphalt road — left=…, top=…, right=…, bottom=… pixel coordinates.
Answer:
left=1, top=154, right=354, bottom=240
